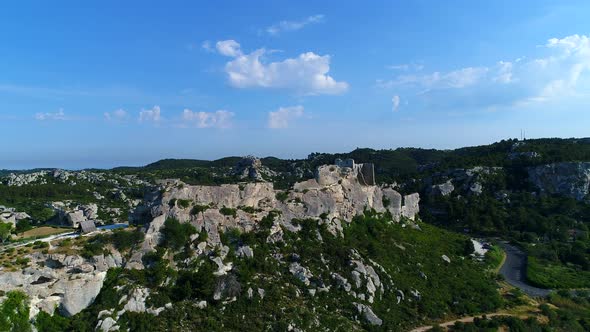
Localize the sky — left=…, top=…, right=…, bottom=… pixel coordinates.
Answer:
left=1, top=1, right=590, bottom=169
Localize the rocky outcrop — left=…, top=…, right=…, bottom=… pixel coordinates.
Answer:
left=0, top=251, right=123, bottom=318
left=135, top=161, right=421, bottom=253
left=0, top=206, right=31, bottom=227
left=528, top=162, right=590, bottom=201
left=428, top=180, right=454, bottom=197
left=354, top=303, right=382, bottom=326
left=425, top=166, right=501, bottom=197
left=232, top=156, right=277, bottom=181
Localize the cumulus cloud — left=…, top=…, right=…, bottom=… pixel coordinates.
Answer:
left=35, top=109, right=66, bottom=121
left=104, top=109, right=128, bottom=121
left=139, top=106, right=161, bottom=123
left=265, top=14, right=324, bottom=36
left=182, top=109, right=234, bottom=128
left=392, top=95, right=400, bottom=112
left=268, top=105, right=305, bottom=129
left=216, top=40, right=242, bottom=57
left=216, top=40, right=348, bottom=95
left=378, top=34, right=590, bottom=111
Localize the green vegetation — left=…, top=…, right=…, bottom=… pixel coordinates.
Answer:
left=177, top=199, right=192, bottom=209
left=484, top=245, right=505, bottom=271
left=35, top=212, right=502, bottom=331
left=423, top=190, right=590, bottom=288
left=219, top=206, right=237, bottom=218
left=275, top=191, right=288, bottom=202
left=0, top=222, right=12, bottom=243
left=111, top=228, right=145, bottom=251
left=190, top=204, right=210, bottom=215
left=0, top=291, right=31, bottom=332
left=161, top=218, right=196, bottom=250
left=238, top=205, right=261, bottom=214
left=442, top=292, right=590, bottom=332
left=527, top=257, right=590, bottom=289
left=81, top=229, right=145, bottom=258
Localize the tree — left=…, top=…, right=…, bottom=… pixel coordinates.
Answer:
left=0, top=222, right=13, bottom=243
left=0, top=291, right=32, bottom=332
left=161, top=218, right=196, bottom=250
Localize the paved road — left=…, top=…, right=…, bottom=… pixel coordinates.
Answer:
left=498, top=242, right=551, bottom=297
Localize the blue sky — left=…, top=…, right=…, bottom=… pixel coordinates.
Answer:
left=1, top=1, right=590, bottom=169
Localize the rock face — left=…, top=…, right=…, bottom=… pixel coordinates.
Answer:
left=528, top=162, right=590, bottom=201
left=425, top=167, right=501, bottom=197
left=0, top=206, right=31, bottom=227
left=0, top=251, right=123, bottom=318
left=136, top=161, right=420, bottom=253
left=429, top=180, right=454, bottom=197
left=354, top=303, right=382, bottom=326
left=232, top=156, right=276, bottom=181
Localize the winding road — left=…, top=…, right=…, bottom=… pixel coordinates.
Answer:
left=497, top=242, right=551, bottom=297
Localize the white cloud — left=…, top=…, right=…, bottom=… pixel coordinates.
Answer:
left=378, top=34, right=590, bottom=111
left=388, top=66, right=489, bottom=89
left=139, top=106, right=161, bottom=123
left=268, top=105, right=305, bottom=128
left=35, top=109, right=66, bottom=121
left=392, top=95, right=400, bottom=112
left=387, top=63, right=424, bottom=71
left=201, top=40, right=214, bottom=52
left=216, top=40, right=242, bottom=57
left=182, top=109, right=234, bottom=128
left=217, top=40, right=348, bottom=95
left=104, top=109, right=128, bottom=121
left=266, top=15, right=324, bottom=36
left=493, top=61, right=513, bottom=83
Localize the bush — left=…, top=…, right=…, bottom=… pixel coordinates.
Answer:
left=161, top=218, right=197, bottom=250
left=0, top=291, right=31, bottom=332
left=35, top=311, right=70, bottom=332
left=219, top=207, right=237, bottom=218
left=238, top=205, right=260, bottom=214
left=275, top=192, right=288, bottom=202
left=111, top=229, right=145, bottom=251
left=177, top=199, right=192, bottom=209
left=15, top=219, right=33, bottom=233
left=168, top=199, right=177, bottom=208
left=190, top=204, right=210, bottom=215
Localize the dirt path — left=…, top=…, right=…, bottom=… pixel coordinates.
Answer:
left=409, top=312, right=529, bottom=332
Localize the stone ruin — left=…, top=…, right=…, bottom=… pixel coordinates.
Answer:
left=335, top=159, right=375, bottom=186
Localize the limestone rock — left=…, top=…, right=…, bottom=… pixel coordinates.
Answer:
left=60, top=272, right=107, bottom=317
left=289, top=263, right=313, bottom=286
left=528, top=162, right=590, bottom=201
left=429, top=180, right=455, bottom=197
left=236, top=246, right=254, bottom=258
left=354, top=303, right=382, bottom=326
left=123, top=287, right=150, bottom=313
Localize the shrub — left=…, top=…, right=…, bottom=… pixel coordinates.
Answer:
left=0, top=291, right=31, bottom=332
left=238, top=205, right=260, bottom=214
left=35, top=310, right=70, bottom=332
left=190, top=204, right=210, bottom=215
left=161, top=218, right=197, bottom=250
left=111, top=229, right=145, bottom=251
left=177, top=199, right=192, bottom=209
left=15, top=219, right=33, bottom=233
left=220, top=207, right=237, bottom=218
left=276, top=192, right=288, bottom=202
